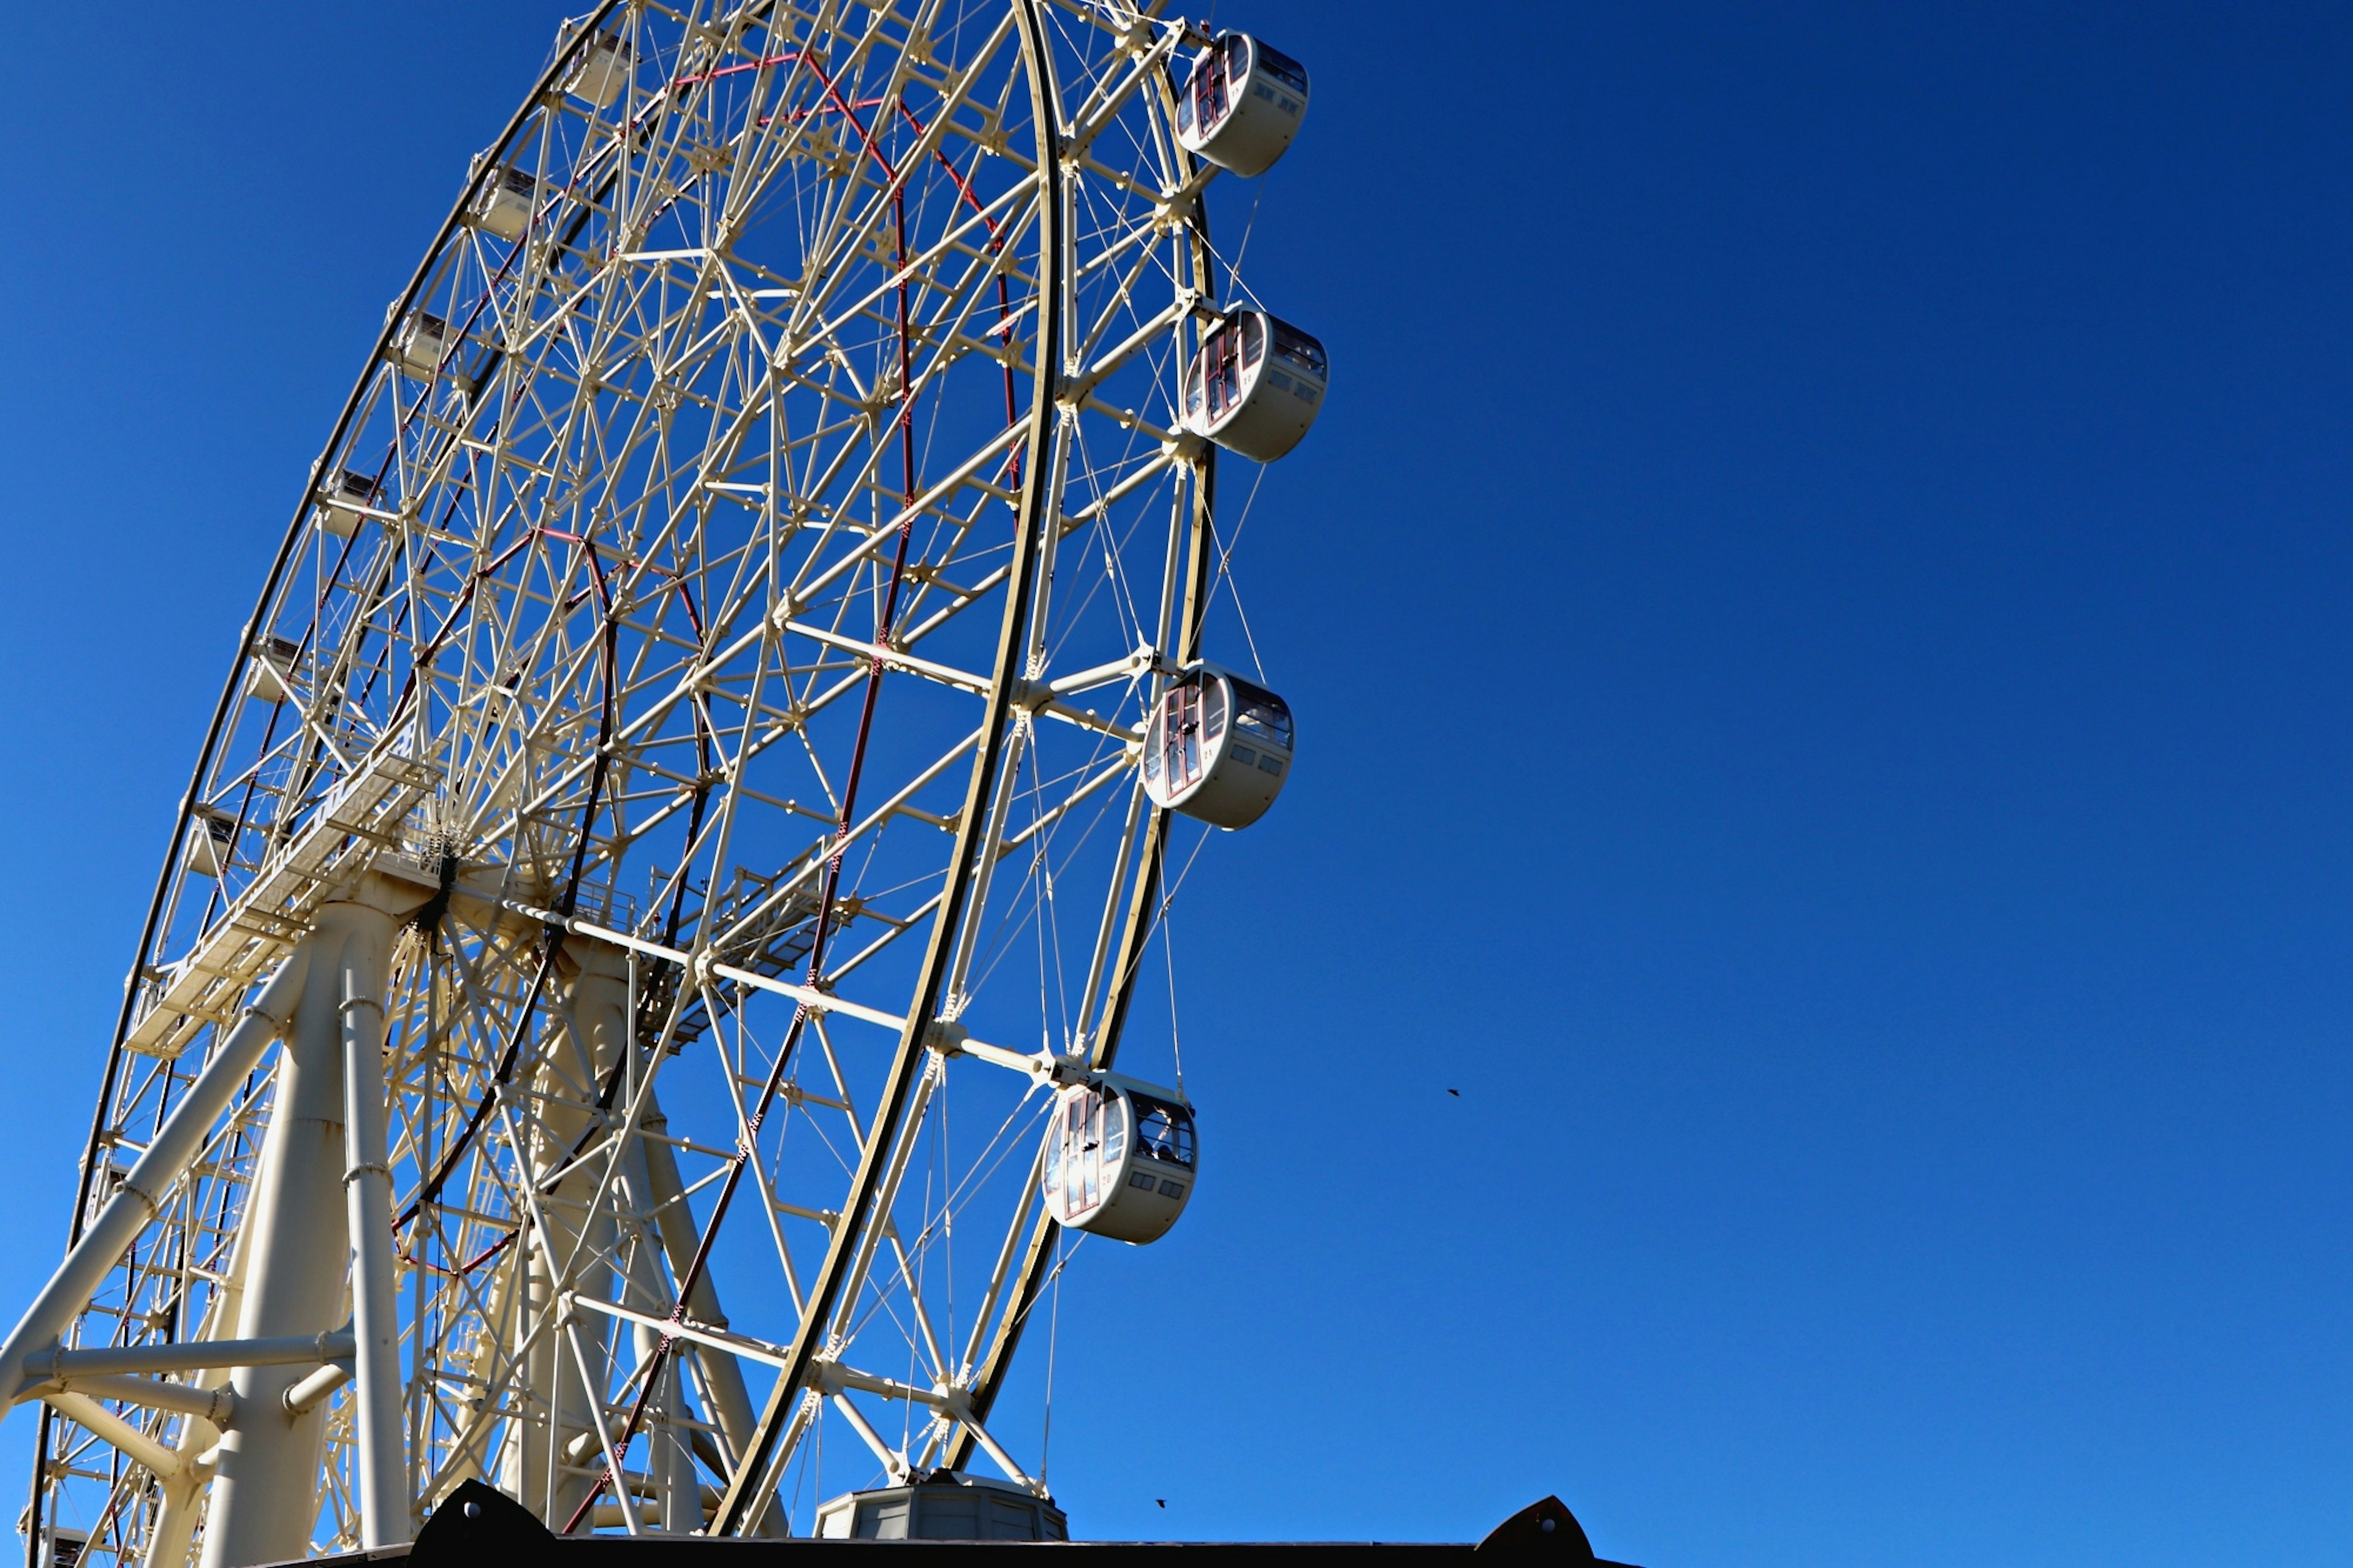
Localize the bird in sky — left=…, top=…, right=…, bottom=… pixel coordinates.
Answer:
left=1447, top=1088, right=1460, bottom=1097
left=1156, top=1499, right=1167, bottom=1509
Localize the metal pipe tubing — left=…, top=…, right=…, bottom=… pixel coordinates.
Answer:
left=813, top=1361, right=947, bottom=1409
left=281, top=1360, right=352, bottom=1417
left=202, top=909, right=367, bottom=1568
left=634, top=1092, right=781, bottom=1536
left=43, top=1391, right=180, bottom=1481
left=507, top=942, right=627, bottom=1525
left=826, top=1393, right=907, bottom=1483
left=27, top=1330, right=352, bottom=1381
left=614, top=1136, right=693, bottom=1534
left=0, top=951, right=311, bottom=1403
left=566, top=1295, right=784, bottom=1369
left=46, top=1375, right=238, bottom=1427
left=943, top=721, right=1029, bottom=1007
left=561, top=1316, right=640, bottom=1538
left=338, top=906, right=410, bottom=1547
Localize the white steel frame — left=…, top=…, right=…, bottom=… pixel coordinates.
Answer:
left=8, top=0, right=1268, bottom=1561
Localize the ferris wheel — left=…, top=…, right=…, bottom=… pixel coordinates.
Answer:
left=2, top=2, right=1325, bottom=1562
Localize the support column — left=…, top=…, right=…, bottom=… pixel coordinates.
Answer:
left=635, top=1094, right=779, bottom=1535
left=109, top=961, right=308, bottom=1568
left=616, top=1138, right=690, bottom=1532
left=202, top=879, right=420, bottom=1568
left=338, top=905, right=407, bottom=1548
left=199, top=922, right=353, bottom=1568
left=502, top=942, right=626, bottom=1526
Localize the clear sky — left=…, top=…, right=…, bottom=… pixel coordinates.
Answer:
left=4, top=4, right=2352, bottom=1565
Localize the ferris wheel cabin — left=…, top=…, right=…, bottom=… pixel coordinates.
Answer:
left=1042, top=1075, right=1197, bottom=1245
left=1176, top=33, right=1309, bottom=178
left=243, top=633, right=301, bottom=704
left=392, top=309, right=451, bottom=377
left=1182, top=310, right=1327, bottom=462
left=468, top=164, right=539, bottom=241
left=314, top=468, right=380, bottom=538
left=564, top=30, right=634, bottom=107
left=36, top=1525, right=87, bottom=1568
left=182, top=805, right=237, bottom=879
left=1142, top=663, right=1295, bottom=829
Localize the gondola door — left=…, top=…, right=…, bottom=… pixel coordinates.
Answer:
left=1190, top=40, right=1233, bottom=139
left=1202, top=325, right=1245, bottom=425
left=1162, top=679, right=1205, bottom=794
left=1063, top=1089, right=1102, bottom=1221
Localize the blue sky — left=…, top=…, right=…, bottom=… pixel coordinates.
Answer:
left=5, top=3, right=2353, bottom=1564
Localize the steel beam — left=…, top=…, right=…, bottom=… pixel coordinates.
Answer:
left=0, top=952, right=310, bottom=1406
left=198, top=914, right=350, bottom=1568
left=26, top=1331, right=352, bottom=1382
left=337, top=900, right=408, bottom=1547
left=206, top=876, right=425, bottom=1568
left=944, top=56, right=1223, bottom=1461
left=708, top=2, right=1067, bottom=1531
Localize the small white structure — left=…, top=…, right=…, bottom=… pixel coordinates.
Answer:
left=1041, top=1073, right=1196, bottom=1245
left=1181, top=309, right=1326, bottom=462
left=1175, top=33, right=1309, bottom=177
left=468, top=164, right=538, bottom=241
left=1141, top=662, right=1294, bottom=830
left=315, top=468, right=379, bottom=538
left=183, top=806, right=238, bottom=879
left=38, top=1526, right=89, bottom=1568
left=391, top=310, right=450, bottom=377
left=243, top=634, right=301, bottom=704
left=565, top=30, right=634, bottom=107
left=814, top=1475, right=1066, bottom=1540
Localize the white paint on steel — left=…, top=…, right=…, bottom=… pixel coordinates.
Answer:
left=20, top=0, right=1318, bottom=1556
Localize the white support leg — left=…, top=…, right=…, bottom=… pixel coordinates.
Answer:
left=0, top=950, right=309, bottom=1404
left=504, top=942, right=627, bottom=1524
left=147, top=1142, right=267, bottom=1568
left=616, top=1140, right=691, bottom=1533
left=637, top=1094, right=782, bottom=1536
left=203, top=876, right=423, bottom=1568
left=200, top=923, right=353, bottom=1568
left=337, top=903, right=408, bottom=1548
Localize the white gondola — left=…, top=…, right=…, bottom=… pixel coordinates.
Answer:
left=1141, top=662, right=1294, bottom=829
left=314, top=468, right=379, bottom=538
left=183, top=806, right=237, bottom=879
left=1041, top=1073, right=1197, bottom=1245
left=1175, top=33, right=1309, bottom=177
left=1181, top=309, right=1325, bottom=462
left=391, top=309, right=450, bottom=377
left=468, top=163, right=538, bottom=241
left=37, top=1527, right=88, bottom=1568
left=564, top=30, right=634, bottom=107
left=243, top=634, right=301, bottom=704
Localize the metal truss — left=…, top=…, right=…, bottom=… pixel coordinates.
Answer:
left=14, top=0, right=1248, bottom=1560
